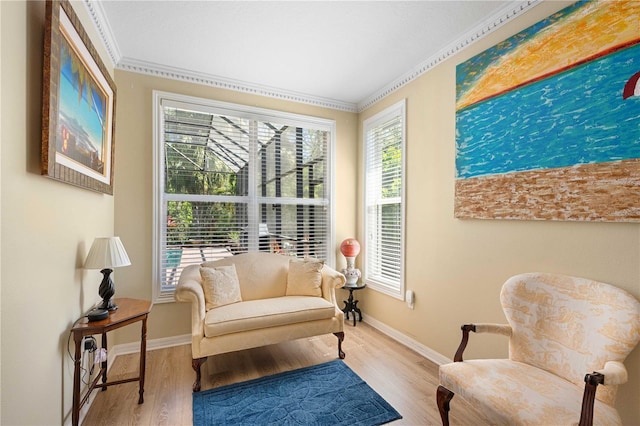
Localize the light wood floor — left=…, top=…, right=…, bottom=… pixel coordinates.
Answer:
left=82, top=322, right=485, bottom=425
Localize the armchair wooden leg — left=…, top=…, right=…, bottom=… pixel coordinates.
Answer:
left=436, top=385, right=455, bottom=426
left=191, top=357, right=207, bottom=392
left=334, top=332, right=345, bottom=359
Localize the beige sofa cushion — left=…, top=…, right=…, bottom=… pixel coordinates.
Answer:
left=285, top=258, right=323, bottom=297
left=202, top=252, right=289, bottom=300
left=200, top=265, right=242, bottom=310
left=204, top=296, right=336, bottom=337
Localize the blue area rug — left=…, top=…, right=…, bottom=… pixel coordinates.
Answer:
left=192, top=360, right=402, bottom=425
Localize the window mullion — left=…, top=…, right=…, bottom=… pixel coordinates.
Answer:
left=164, top=193, right=248, bottom=203
left=247, top=120, right=259, bottom=252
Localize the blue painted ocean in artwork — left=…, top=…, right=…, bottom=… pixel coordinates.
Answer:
left=58, top=42, right=105, bottom=153
left=456, top=43, right=640, bottom=179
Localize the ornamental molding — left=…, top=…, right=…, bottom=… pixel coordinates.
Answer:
left=82, top=0, right=120, bottom=67
left=356, top=0, right=539, bottom=111
left=83, top=0, right=538, bottom=113
left=117, top=58, right=359, bottom=112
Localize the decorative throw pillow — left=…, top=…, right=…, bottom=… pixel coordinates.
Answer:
left=200, top=265, right=242, bottom=310
left=286, top=258, right=324, bottom=297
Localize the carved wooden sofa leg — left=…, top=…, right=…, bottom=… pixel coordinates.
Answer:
left=436, top=385, right=454, bottom=426
left=192, top=357, right=207, bottom=392
left=334, top=332, right=345, bottom=359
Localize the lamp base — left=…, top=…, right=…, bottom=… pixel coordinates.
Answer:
left=97, top=299, right=118, bottom=311
left=97, top=268, right=118, bottom=311
left=87, top=308, right=109, bottom=322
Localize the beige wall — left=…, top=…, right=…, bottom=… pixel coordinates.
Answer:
left=111, top=70, right=359, bottom=344
left=2, top=0, right=639, bottom=424
left=357, top=1, right=640, bottom=423
left=1, top=1, right=116, bottom=424
left=0, top=1, right=4, bottom=422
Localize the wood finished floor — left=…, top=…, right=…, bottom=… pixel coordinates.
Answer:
left=82, top=322, right=485, bottom=425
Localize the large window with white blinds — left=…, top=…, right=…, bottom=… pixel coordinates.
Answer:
left=363, top=99, right=406, bottom=299
left=152, top=91, right=335, bottom=302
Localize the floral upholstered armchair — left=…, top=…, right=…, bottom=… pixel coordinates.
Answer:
left=437, top=273, right=640, bottom=426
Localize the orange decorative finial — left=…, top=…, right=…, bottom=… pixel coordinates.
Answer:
left=340, top=238, right=360, bottom=258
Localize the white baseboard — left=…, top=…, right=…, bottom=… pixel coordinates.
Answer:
left=107, top=333, right=191, bottom=360
left=362, top=315, right=452, bottom=366
left=72, top=319, right=449, bottom=425
left=68, top=334, right=191, bottom=426
left=107, top=322, right=450, bottom=368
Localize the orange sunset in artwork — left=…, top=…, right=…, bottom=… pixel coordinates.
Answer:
left=457, top=1, right=640, bottom=111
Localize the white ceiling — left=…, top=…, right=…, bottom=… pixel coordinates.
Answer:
left=89, top=1, right=536, bottom=111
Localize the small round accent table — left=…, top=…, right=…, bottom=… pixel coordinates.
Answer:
left=342, top=282, right=366, bottom=326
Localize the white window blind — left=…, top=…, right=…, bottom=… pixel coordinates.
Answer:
left=153, top=92, right=335, bottom=303
left=363, top=100, right=405, bottom=298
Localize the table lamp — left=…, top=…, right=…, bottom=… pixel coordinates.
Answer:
left=84, top=237, right=131, bottom=317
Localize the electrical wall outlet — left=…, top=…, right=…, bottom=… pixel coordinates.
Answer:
left=406, top=290, right=415, bottom=309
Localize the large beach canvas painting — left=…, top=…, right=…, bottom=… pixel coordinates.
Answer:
left=455, top=1, right=640, bottom=221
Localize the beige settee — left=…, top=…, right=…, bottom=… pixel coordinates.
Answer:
left=175, top=252, right=346, bottom=391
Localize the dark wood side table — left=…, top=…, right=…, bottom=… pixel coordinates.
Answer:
left=71, top=298, right=152, bottom=426
left=342, top=282, right=366, bottom=326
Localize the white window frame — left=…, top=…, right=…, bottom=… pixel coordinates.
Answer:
left=152, top=90, right=336, bottom=303
left=362, top=99, right=406, bottom=300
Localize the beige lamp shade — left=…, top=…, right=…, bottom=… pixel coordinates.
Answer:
left=84, top=237, right=131, bottom=269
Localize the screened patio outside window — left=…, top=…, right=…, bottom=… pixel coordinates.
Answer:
left=153, top=92, right=335, bottom=302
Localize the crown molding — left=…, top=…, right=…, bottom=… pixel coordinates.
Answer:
left=84, top=0, right=538, bottom=114
left=357, top=0, right=540, bottom=112
left=83, top=0, right=356, bottom=111
left=116, top=58, right=359, bottom=113
left=82, top=0, right=121, bottom=67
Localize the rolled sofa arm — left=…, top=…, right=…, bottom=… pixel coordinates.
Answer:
left=175, top=264, right=206, bottom=338
left=454, top=323, right=512, bottom=362
left=321, top=265, right=346, bottom=306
